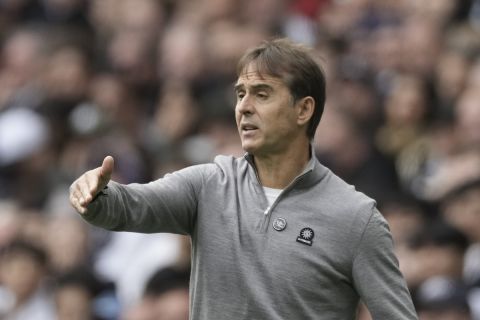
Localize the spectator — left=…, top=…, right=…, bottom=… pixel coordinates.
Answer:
left=416, top=276, right=471, bottom=320
left=403, top=221, right=469, bottom=289
left=123, top=266, right=190, bottom=320
left=53, top=267, right=102, bottom=320
left=0, top=239, right=55, bottom=319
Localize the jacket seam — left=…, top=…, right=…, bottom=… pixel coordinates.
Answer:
left=351, top=205, right=375, bottom=265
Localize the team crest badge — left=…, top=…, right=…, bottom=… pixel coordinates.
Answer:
left=296, top=227, right=314, bottom=246
left=272, top=218, right=287, bottom=231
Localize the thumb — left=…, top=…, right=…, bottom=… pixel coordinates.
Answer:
left=99, top=156, right=114, bottom=184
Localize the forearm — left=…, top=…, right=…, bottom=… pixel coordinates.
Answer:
left=353, top=210, right=418, bottom=319
left=82, top=177, right=197, bottom=234
left=82, top=182, right=135, bottom=230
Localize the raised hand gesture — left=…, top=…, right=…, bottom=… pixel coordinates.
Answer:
left=69, top=156, right=114, bottom=214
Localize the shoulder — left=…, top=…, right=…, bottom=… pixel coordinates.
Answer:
left=213, top=154, right=246, bottom=168
left=314, top=165, right=378, bottom=242
left=175, top=154, right=247, bottom=183
left=212, top=154, right=238, bottom=167
left=318, top=165, right=376, bottom=217
left=211, top=154, right=249, bottom=178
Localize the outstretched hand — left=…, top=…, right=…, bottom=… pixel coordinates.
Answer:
left=69, top=156, right=114, bottom=214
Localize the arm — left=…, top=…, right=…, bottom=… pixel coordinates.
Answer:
left=69, top=156, right=208, bottom=235
left=352, top=209, right=418, bottom=320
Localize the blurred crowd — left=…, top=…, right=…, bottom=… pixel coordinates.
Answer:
left=0, top=0, right=480, bottom=319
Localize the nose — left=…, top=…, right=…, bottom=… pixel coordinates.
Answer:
left=236, top=94, right=254, bottom=115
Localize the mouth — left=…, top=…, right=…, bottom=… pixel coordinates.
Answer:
left=241, top=123, right=259, bottom=132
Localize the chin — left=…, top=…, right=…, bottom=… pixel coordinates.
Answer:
left=241, top=142, right=258, bottom=154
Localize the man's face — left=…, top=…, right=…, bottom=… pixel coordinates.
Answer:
left=444, top=187, right=480, bottom=242
left=234, top=64, right=301, bottom=156
left=55, top=285, right=92, bottom=320
left=0, top=253, right=44, bottom=303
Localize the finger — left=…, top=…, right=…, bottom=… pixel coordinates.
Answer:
left=74, top=178, right=95, bottom=208
left=85, top=171, right=104, bottom=200
left=79, top=180, right=93, bottom=205
left=100, top=156, right=114, bottom=183
left=72, top=185, right=88, bottom=207
left=69, top=188, right=77, bottom=207
left=85, top=169, right=105, bottom=198
left=69, top=191, right=86, bottom=214
left=81, top=172, right=93, bottom=193
left=75, top=201, right=87, bottom=215
left=71, top=196, right=85, bottom=214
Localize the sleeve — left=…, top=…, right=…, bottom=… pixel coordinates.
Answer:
left=81, top=164, right=215, bottom=235
left=352, top=209, right=418, bottom=320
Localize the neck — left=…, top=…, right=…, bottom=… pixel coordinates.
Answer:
left=253, top=141, right=311, bottom=189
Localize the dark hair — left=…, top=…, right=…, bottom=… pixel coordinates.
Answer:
left=409, top=221, right=469, bottom=253
left=55, top=267, right=104, bottom=297
left=237, top=38, right=326, bottom=140
left=415, top=277, right=470, bottom=313
left=1, top=239, right=48, bottom=267
left=442, top=177, right=480, bottom=204
left=144, top=267, right=190, bottom=297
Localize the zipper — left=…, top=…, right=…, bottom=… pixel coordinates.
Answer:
left=258, top=168, right=313, bottom=232
left=244, top=153, right=315, bottom=232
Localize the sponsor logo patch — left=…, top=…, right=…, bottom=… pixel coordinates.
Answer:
left=296, top=227, right=314, bottom=246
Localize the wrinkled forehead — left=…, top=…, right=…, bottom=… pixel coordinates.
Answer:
left=236, top=61, right=286, bottom=85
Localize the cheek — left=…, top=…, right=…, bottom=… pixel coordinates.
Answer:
left=269, top=108, right=297, bottom=132
left=234, top=110, right=241, bottom=124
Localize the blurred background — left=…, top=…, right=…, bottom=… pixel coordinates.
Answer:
left=0, top=0, right=479, bottom=319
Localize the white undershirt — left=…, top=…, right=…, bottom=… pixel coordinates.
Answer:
left=260, top=156, right=313, bottom=207
left=262, top=186, right=282, bottom=207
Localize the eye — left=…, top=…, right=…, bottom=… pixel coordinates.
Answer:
left=236, top=91, right=245, bottom=100
left=257, top=92, right=268, bottom=99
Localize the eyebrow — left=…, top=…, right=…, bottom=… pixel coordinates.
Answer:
left=234, top=83, right=274, bottom=92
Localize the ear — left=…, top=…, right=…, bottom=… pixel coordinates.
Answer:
left=295, top=96, right=315, bottom=126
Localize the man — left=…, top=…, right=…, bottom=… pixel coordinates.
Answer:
left=0, top=240, right=55, bottom=320
left=70, top=39, right=417, bottom=319
left=123, top=267, right=190, bottom=320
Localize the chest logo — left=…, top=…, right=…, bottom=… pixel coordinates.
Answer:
left=296, top=227, right=314, bottom=246
left=272, top=217, right=287, bottom=231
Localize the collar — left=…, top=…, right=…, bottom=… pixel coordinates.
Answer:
left=243, top=145, right=328, bottom=190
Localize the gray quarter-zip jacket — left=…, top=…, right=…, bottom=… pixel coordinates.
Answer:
left=83, top=153, right=418, bottom=320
